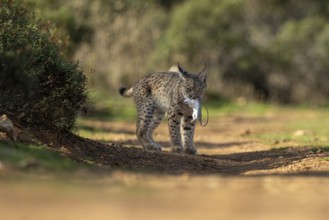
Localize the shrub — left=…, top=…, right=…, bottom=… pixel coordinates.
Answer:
left=154, top=0, right=329, bottom=104
left=0, top=0, right=88, bottom=131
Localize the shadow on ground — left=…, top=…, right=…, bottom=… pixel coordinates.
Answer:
left=33, top=128, right=329, bottom=176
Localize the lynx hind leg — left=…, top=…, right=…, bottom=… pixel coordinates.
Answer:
left=136, top=100, right=161, bottom=152
left=149, top=109, right=165, bottom=140
left=143, top=109, right=164, bottom=151
left=181, top=116, right=197, bottom=155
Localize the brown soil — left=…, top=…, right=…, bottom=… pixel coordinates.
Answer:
left=34, top=111, right=329, bottom=176
left=2, top=111, right=329, bottom=220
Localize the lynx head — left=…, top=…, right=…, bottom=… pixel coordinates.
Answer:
left=177, top=63, right=207, bottom=100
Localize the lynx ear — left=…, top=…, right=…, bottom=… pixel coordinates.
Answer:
left=198, top=62, right=207, bottom=84
left=177, top=62, right=189, bottom=80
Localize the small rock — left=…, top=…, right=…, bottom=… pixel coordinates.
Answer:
left=241, top=129, right=251, bottom=136
left=317, top=149, right=323, bottom=154
left=19, top=159, right=40, bottom=169
left=0, top=114, right=17, bottom=141
left=293, top=130, right=307, bottom=137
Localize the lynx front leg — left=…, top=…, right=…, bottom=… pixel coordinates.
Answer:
left=167, top=110, right=183, bottom=153
left=181, top=115, right=197, bottom=155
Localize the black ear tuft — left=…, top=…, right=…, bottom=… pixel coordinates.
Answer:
left=199, top=62, right=207, bottom=84
left=178, top=62, right=185, bottom=74
left=177, top=62, right=189, bottom=80
left=119, top=87, right=126, bottom=96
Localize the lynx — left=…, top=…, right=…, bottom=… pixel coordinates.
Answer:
left=119, top=63, right=207, bottom=155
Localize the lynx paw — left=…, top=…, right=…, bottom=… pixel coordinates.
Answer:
left=170, top=145, right=184, bottom=153
left=184, top=147, right=197, bottom=155
left=145, top=143, right=162, bottom=152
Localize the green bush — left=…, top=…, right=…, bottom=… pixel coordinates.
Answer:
left=0, top=0, right=88, bottom=131
left=25, top=0, right=94, bottom=56
left=155, top=0, right=272, bottom=100
left=154, top=0, right=329, bottom=104
left=22, top=0, right=329, bottom=105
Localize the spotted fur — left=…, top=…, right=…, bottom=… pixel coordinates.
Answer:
left=119, top=64, right=207, bottom=155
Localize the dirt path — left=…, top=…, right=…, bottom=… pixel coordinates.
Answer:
left=2, top=110, right=329, bottom=220
left=59, top=110, right=329, bottom=176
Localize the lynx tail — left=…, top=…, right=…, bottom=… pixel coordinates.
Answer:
left=119, top=87, right=133, bottom=98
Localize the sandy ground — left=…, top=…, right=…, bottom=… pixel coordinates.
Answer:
left=1, top=109, right=329, bottom=220
left=1, top=173, right=329, bottom=220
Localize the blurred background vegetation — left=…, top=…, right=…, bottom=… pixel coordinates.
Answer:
left=3, top=0, right=329, bottom=124
left=23, top=0, right=329, bottom=105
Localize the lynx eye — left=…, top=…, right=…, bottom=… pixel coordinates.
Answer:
left=187, top=88, right=192, bottom=92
